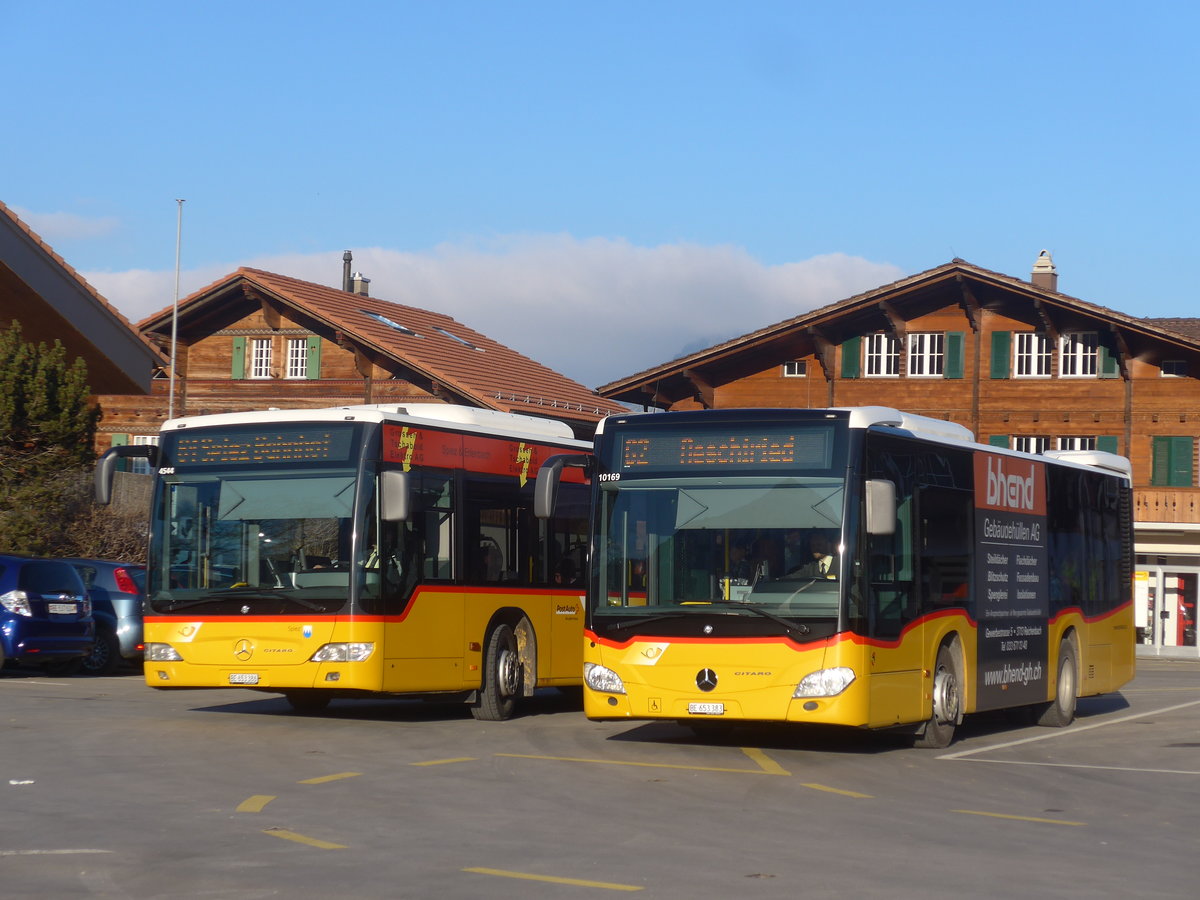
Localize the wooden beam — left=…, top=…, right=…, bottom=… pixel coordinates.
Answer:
left=955, top=274, right=982, bottom=332
left=638, top=384, right=674, bottom=409
left=1032, top=299, right=1059, bottom=343
left=878, top=300, right=906, bottom=340
left=1109, top=324, right=1132, bottom=381
left=682, top=368, right=714, bottom=409
left=807, top=327, right=835, bottom=381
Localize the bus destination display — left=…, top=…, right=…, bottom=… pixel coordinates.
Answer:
left=618, top=427, right=832, bottom=472
left=171, top=425, right=357, bottom=467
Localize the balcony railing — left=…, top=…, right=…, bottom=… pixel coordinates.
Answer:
left=1135, top=489, right=1200, bottom=524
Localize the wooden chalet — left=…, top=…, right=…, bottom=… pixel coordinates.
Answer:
left=0, top=201, right=163, bottom=394
left=95, top=263, right=626, bottom=448
left=599, top=253, right=1200, bottom=655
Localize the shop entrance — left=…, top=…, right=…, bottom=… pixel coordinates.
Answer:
left=1135, top=566, right=1200, bottom=658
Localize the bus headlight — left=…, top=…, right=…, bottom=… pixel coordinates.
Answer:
left=583, top=662, right=626, bottom=694
left=793, top=667, right=856, bottom=698
left=309, top=642, right=374, bottom=662
left=145, top=643, right=184, bottom=662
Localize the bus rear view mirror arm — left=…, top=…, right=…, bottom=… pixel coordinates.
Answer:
left=534, top=453, right=592, bottom=519
left=94, top=444, right=160, bottom=505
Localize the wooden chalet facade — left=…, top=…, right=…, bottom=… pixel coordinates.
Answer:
left=598, top=254, right=1200, bottom=655
left=94, top=265, right=625, bottom=451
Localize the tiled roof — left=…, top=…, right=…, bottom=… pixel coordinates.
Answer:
left=141, top=267, right=624, bottom=423
left=599, top=258, right=1200, bottom=394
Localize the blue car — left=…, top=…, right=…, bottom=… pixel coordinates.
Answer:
left=0, top=554, right=94, bottom=674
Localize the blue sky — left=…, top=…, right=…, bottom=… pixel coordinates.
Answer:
left=4, top=1, right=1196, bottom=387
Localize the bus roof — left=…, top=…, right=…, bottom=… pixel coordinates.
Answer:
left=161, top=403, right=587, bottom=446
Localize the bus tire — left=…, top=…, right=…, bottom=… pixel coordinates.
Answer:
left=1035, top=639, right=1077, bottom=727
left=284, top=691, right=331, bottom=713
left=914, top=643, right=961, bottom=749
left=471, top=623, right=521, bottom=721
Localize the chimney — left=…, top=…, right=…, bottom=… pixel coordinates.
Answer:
left=1031, top=249, right=1058, bottom=292
left=342, top=251, right=353, bottom=292
left=351, top=272, right=371, bottom=296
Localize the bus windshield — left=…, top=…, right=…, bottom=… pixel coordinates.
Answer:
left=149, top=469, right=361, bottom=614
left=146, top=421, right=367, bottom=615
left=596, top=476, right=846, bottom=621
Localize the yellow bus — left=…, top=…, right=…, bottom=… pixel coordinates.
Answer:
left=96, top=404, right=590, bottom=719
left=536, top=407, right=1135, bottom=747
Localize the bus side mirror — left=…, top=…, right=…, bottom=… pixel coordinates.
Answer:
left=534, top=453, right=592, bottom=519
left=94, top=444, right=160, bottom=505
left=865, top=479, right=896, bottom=535
left=380, top=470, right=410, bottom=522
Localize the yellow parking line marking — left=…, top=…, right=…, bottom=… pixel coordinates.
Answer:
left=952, top=809, right=1085, bottom=827
left=411, top=757, right=477, bottom=767
left=497, top=753, right=776, bottom=775
left=263, top=828, right=347, bottom=849
left=236, top=795, right=275, bottom=813
left=800, top=783, right=873, bottom=799
left=298, top=772, right=361, bottom=784
left=741, top=747, right=790, bottom=776
left=464, top=867, right=642, bottom=891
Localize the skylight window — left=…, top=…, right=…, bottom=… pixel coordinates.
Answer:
left=362, top=310, right=420, bottom=337
left=433, top=326, right=483, bottom=351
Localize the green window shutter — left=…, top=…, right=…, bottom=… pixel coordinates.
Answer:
left=110, top=433, right=129, bottom=473
left=840, top=336, right=861, bottom=379
left=1097, top=435, right=1119, bottom=454
left=231, top=337, right=246, bottom=379
left=1098, top=342, right=1120, bottom=378
left=988, top=435, right=1010, bottom=448
left=990, top=331, right=1011, bottom=379
left=306, top=336, right=322, bottom=380
left=944, top=331, right=965, bottom=379
left=1152, top=436, right=1194, bottom=486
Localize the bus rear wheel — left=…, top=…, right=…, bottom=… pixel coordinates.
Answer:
left=471, top=623, right=521, bottom=721
left=1035, top=640, right=1077, bottom=727
left=914, top=644, right=961, bottom=749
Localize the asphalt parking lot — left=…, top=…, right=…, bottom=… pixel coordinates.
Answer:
left=2, top=658, right=1197, bottom=899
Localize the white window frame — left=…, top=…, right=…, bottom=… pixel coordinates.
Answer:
left=1014, top=332, right=1052, bottom=377
left=782, top=360, right=807, bottom=378
left=1012, top=435, right=1051, bottom=455
left=864, top=333, right=900, bottom=377
left=1057, top=436, right=1097, bottom=451
left=1162, top=359, right=1188, bottom=377
left=286, top=338, right=308, bottom=379
left=1059, top=332, right=1098, bottom=377
left=131, top=434, right=159, bottom=476
left=250, top=338, right=273, bottom=379
left=907, top=332, right=944, bottom=377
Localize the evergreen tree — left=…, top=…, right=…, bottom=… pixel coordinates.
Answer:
left=0, top=320, right=103, bottom=554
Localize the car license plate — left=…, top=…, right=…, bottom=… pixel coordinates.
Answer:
left=47, top=602, right=77, bottom=615
left=229, top=673, right=259, bottom=685
left=688, top=702, right=725, bottom=716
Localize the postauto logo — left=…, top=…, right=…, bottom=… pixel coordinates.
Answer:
left=976, top=452, right=1045, bottom=515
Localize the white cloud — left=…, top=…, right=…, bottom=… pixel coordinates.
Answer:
left=84, top=235, right=904, bottom=388
left=11, top=206, right=119, bottom=241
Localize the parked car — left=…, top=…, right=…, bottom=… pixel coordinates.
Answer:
left=0, top=554, right=94, bottom=673
left=62, top=559, right=145, bottom=676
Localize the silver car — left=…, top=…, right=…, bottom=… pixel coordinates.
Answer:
left=63, top=559, right=145, bottom=676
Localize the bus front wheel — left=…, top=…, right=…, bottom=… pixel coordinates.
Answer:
left=1035, top=640, right=1077, bottom=727
left=914, top=644, right=961, bottom=749
left=471, top=623, right=521, bottom=721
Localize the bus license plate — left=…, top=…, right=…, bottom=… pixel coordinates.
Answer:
left=229, top=673, right=259, bottom=685
left=47, top=603, right=77, bottom=615
left=688, top=702, right=725, bottom=716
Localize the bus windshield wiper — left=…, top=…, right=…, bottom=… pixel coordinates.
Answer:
left=703, top=599, right=811, bottom=636
left=609, top=611, right=698, bottom=631
left=157, top=589, right=328, bottom=613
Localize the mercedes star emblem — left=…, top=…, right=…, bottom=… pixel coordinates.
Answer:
left=234, top=639, right=253, bottom=661
left=696, top=668, right=718, bottom=692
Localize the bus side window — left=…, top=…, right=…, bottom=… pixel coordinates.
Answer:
left=917, top=486, right=972, bottom=612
